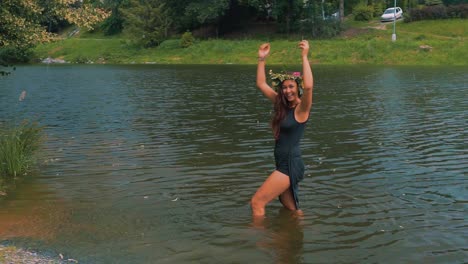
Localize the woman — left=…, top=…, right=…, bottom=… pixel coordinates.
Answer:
left=251, top=40, right=313, bottom=216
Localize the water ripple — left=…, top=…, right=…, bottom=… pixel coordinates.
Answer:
left=0, top=65, right=466, bottom=263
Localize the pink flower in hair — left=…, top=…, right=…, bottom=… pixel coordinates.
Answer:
left=292, top=72, right=301, bottom=77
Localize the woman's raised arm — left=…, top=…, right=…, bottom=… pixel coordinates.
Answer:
left=256, top=43, right=277, bottom=103
left=297, top=40, right=314, bottom=121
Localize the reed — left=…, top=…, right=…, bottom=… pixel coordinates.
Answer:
left=0, top=120, right=43, bottom=178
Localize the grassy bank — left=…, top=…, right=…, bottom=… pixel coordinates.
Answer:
left=34, top=19, right=467, bottom=65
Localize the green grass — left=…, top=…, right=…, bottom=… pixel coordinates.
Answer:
left=0, top=121, right=43, bottom=178
left=33, top=19, right=467, bottom=65
left=398, top=19, right=468, bottom=39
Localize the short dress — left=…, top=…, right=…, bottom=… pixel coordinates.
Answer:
left=274, top=107, right=307, bottom=209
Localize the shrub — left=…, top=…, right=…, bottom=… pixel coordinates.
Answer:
left=354, top=4, right=374, bottom=21
left=0, top=47, right=32, bottom=64
left=372, top=2, right=386, bottom=17
left=180, top=31, right=195, bottom=48
left=446, top=4, right=468, bottom=18
left=406, top=4, right=467, bottom=21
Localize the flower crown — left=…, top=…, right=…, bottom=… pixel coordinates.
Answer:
left=268, top=70, right=303, bottom=91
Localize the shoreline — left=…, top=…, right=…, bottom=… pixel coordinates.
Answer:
left=0, top=245, right=70, bottom=263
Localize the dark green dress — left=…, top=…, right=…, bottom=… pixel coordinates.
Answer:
left=274, top=107, right=307, bottom=209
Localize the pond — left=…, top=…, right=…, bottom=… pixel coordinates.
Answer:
left=0, top=64, right=466, bottom=263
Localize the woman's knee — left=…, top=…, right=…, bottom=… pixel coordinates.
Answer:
left=250, top=196, right=267, bottom=216
left=250, top=195, right=265, bottom=210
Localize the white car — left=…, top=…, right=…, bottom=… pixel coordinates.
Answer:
left=381, top=7, right=403, bottom=22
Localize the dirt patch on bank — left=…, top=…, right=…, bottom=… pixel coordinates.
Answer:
left=341, top=27, right=372, bottom=38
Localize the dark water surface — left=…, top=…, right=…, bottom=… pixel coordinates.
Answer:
left=0, top=65, right=466, bottom=263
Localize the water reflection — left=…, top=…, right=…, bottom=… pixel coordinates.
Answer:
left=253, top=209, right=304, bottom=264
left=0, top=181, right=69, bottom=241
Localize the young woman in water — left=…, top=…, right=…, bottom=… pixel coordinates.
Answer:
left=251, top=40, right=313, bottom=216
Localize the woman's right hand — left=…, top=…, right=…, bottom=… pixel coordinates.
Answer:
left=299, top=40, right=309, bottom=57
left=258, top=43, right=270, bottom=59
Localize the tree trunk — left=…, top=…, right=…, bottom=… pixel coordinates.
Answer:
left=339, top=0, right=344, bottom=22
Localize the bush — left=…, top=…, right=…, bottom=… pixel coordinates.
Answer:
left=0, top=47, right=33, bottom=64
left=180, top=31, right=195, bottom=48
left=372, top=2, right=386, bottom=17
left=406, top=4, right=468, bottom=21
left=446, top=4, right=468, bottom=18
left=354, top=4, right=374, bottom=21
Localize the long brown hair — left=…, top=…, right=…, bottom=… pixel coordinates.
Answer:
left=271, top=80, right=300, bottom=140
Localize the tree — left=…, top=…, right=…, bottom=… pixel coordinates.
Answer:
left=100, top=0, right=128, bottom=35
left=0, top=0, right=109, bottom=74
left=121, top=0, right=172, bottom=47
left=237, top=0, right=303, bottom=34
left=162, top=0, right=230, bottom=35
left=1, top=0, right=109, bottom=49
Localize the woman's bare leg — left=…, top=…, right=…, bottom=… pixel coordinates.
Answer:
left=279, top=188, right=304, bottom=216
left=279, top=188, right=297, bottom=211
left=251, top=170, right=291, bottom=216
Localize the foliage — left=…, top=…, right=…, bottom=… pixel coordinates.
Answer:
left=0, top=0, right=110, bottom=74
left=425, top=0, right=444, bottom=5
left=446, top=4, right=468, bottom=19
left=0, top=47, right=33, bottom=64
left=0, top=0, right=110, bottom=49
left=100, top=12, right=125, bottom=35
left=441, top=0, right=466, bottom=4
left=353, top=3, right=374, bottom=21
left=405, top=4, right=468, bottom=22
left=163, top=0, right=230, bottom=32
left=0, top=121, right=43, bottom=178
left=99, top=0, right=127, bottom=35
left=180, top=31, right=195, bottom=48
left=371, top=1, right=386, bottom=16
left=122, top=0, right=171, bottom=48
left=185, top=0, right=230, bottom=25
left=0, top=0, right=51, bottom=50
left=300, top=0, right=342, bottom=38
left=300, top=19, right=342, bottom=39
left=400, top=0, right=419, bottom=13
left=270, top=0, right=303, bottom=34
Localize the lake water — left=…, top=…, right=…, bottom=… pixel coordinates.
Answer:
left=0, top=65, right=466, bottom=263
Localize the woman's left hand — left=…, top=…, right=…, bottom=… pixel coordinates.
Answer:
left=298, top=40, right=309, bottom=57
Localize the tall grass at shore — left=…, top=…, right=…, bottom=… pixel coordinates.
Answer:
left=0, top=121, right=43, bottom=178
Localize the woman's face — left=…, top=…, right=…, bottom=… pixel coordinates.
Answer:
left=281, top=79, right=299, bottom=102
